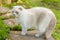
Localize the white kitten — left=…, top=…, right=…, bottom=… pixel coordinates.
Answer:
left=11, top=6, right=56, bottom=38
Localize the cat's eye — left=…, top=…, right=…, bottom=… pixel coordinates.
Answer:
left=15, top=11, right=19, bottom=14
left=12, top=11, right=14, bottom=13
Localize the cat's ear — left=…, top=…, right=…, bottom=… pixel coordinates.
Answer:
left=19, top=7, right=23, bottom=11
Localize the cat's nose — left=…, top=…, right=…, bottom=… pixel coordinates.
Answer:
left=12, top=14, right=15, bottom=16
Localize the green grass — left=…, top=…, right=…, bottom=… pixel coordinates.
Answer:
left=52, top=9, right=60, bottom=40
left=0, top=17, right=10, bottom=40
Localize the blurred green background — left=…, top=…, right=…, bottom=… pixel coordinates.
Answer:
left=0, top=0, right=60, bottom=40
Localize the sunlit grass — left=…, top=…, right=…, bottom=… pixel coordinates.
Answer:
left=52, top=9, right=60, bottom=40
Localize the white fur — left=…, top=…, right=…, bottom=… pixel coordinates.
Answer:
left=12, top=6, right=56, bottom=37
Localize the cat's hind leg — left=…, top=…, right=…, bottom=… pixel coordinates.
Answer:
left=35, top=16, right=51, bottom=37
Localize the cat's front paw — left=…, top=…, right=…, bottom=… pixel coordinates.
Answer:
left=35, top=34, right=40, bottom=37
left=21, top=32, right=26, bottom=35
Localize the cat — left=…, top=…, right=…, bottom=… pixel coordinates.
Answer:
left=11, top=6, right=56, bottom=40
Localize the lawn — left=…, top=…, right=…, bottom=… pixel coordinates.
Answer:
left=52, top=9, right=60, bottom=40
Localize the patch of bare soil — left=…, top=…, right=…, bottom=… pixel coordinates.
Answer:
left=9, top=31, right=46, bottom=40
